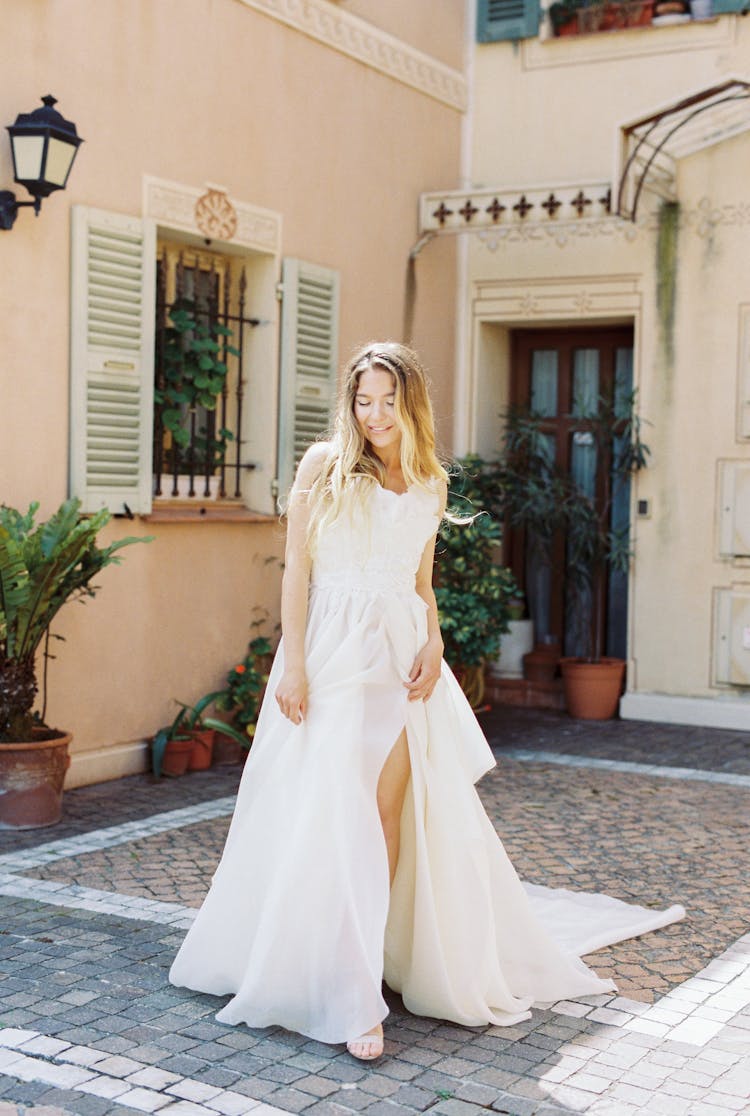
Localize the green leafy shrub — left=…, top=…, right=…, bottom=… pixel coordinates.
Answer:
left=434, top=456, right=518, bottom=673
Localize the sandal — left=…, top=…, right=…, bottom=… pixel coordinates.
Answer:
left=346, top=1024, right=384, bottom=1061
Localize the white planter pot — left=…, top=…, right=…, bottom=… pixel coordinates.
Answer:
left=490, top=619, right=535, bottom=679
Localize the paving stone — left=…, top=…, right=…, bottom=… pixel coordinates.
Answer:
left=296, top=1076, right=343, bottom=1099
left=452, top=1081, right=500, bottom=1106
left=302, top=1103, right=360, bottom=1116
left=190, top=1066, right=243, bottom=1089
left=356, top=1074, right=402, bottom=1099
left=354, top=1102, right=414, bottom=1116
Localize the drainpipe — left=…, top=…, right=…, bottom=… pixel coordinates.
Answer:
left=453, top=0, right=476, bottom=456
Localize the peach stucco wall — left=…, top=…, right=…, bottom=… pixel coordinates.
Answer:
left=0, top=0, right=465, bottom=781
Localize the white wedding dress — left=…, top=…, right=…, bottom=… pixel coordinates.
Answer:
left=169, top=481, right=684, bottom=1043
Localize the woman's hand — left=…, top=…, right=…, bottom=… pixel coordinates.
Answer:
left=275, top=667, right=308, bottom=724
left=405, top=637, right=443, bottom=702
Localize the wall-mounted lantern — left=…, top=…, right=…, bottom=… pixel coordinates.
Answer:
left=0, top=95, right=83, bottom=231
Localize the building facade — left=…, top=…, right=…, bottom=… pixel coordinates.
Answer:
left=1, top=0, right=467, bottom=785
left=421, top=0, right=750, bottom=728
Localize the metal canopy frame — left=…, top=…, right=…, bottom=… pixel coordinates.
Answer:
left=617, top=78, right=750, bottom=221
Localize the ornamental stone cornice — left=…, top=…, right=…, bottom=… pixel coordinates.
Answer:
left=236, top=0, right=467, bottom=112
left=143, top=176, right=281, bottom=255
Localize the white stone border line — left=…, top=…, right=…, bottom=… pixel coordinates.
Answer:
left=0, top=1028, right=287, bottom=1116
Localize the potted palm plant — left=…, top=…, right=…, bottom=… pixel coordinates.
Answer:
left=434, top=457, right=519, bottom=708
left=0, top=499, right=149, bottom=827
left=495, top=392, right=650, bottom=719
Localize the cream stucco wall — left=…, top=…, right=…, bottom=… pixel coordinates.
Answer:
left=0, top=0, right=466, bottom=783
left=465, top=16, right=750, bottom=725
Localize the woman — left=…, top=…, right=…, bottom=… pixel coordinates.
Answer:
left=169, top=342, right=683, bottom=1061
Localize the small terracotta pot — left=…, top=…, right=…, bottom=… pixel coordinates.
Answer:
left=187, top=728, right=215, bottom=771
left=0, top=731, right=72, bottom=829
left=212, top=730, right=245, bottom=766
left=161, top=737, right=194, bottom=777
left=560, top=657, right=626, bottom=720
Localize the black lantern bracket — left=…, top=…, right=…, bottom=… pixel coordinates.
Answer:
left=0, top=94, right=83, bottom=231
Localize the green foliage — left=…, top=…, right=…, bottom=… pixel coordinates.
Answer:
left=496, top=392, right=650, bottom=661
left=155, top=299, right=239, bottom=468
left=210, top=635, right=273, bottom=736
left=0, top=499, right=150, bottom=741
left=435, top=456, right=518, bottom=670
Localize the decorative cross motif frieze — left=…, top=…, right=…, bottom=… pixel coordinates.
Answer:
left=419, top=182, right=614, bottom=238
left=571, top=190, right=592, bottom=217
left=458, top=199, right=480, bottom=223
left=541, top=193, right=562, bottom=218
left=486, top=198, right=506, bottom=223
left=432, top=202, right=453, bottom=226
left=513, top=195, right=534, bottom=219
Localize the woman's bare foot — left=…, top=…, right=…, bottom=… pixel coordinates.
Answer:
left=346, top=1023, right=384, bottom=1061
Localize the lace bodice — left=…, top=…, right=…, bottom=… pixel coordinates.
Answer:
left=311, top=482, right=442, bottom=595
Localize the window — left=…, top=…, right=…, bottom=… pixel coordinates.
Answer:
left=153, top=242, right=257, bottom=500
left=69, top=207, right=340, bottom=516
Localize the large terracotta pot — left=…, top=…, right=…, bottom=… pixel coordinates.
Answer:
left=0, top=730, right=72, bottom=829
left=560, top=657, right=626, bottom=720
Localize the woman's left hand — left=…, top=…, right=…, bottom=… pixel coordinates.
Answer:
left=405, top=638, right=443, bottom=702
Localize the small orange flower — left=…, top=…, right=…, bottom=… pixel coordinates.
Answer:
left=234, top=664, right=246, bottom=674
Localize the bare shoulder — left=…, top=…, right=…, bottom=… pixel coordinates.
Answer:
left=293, top=441, right=332, bottom=492
left=431, top=476, right=448, bottom=517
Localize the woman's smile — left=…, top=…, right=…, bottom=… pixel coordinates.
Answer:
left=354, top=368, right=402, bottom=454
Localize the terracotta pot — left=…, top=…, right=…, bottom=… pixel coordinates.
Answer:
left=0, top=730, right=72, bottom=829
left=212, top=730, right=246, bottom=766
left=560, top=657, right=626, bottom=720
left=187, top=728, right=215, bottom=771
left=523, top=640, right=561, bottom=683
left=160, top=736, right=194, bottom=776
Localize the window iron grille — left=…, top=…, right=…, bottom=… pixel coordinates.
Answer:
left=153, top=249, right=260, bottom=499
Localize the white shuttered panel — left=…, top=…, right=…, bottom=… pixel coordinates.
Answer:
left=70, top=206, right=156, bottom=514
left=278, top=258, right=340, bottom=498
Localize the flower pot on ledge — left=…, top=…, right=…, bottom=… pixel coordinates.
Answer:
left=492, top=619, right=535, bottom=679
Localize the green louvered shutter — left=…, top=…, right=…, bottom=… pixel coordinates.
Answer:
left=711, top=0, right=744, bottom=12
left=477, top=0, right=540, bottom=40
left=69, top=206, right=156, bottom=515
left=277, top=259, right=340, bottom=500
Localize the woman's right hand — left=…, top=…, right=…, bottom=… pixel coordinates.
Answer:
left=275, top=667, right=308, bottom=725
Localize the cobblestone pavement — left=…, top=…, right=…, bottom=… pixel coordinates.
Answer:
left=0, top=708, right=748, bottom=1116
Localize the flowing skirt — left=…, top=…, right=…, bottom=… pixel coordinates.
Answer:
left=169, top=584, right=684, bottom=1043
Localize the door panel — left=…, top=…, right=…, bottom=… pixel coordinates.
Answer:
left=509, top=327, right=634, bottom=659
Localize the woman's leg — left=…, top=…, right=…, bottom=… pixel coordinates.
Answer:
left=377, top=728, right=411, bottom=886
left=348, top=731, right=410, bottom=1061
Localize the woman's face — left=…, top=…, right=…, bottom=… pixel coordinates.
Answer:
left=353, top=367, right=402, bottom=456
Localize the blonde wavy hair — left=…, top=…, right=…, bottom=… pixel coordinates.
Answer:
left=304, top=342, right=448, bottom=552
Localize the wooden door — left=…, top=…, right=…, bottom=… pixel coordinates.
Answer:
left=508, top=326, right=635, bottom=659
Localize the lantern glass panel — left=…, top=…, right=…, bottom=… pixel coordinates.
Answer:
left=45, top=137, right=76, bottom=186
left=12, top=135, right=44, bottom=181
